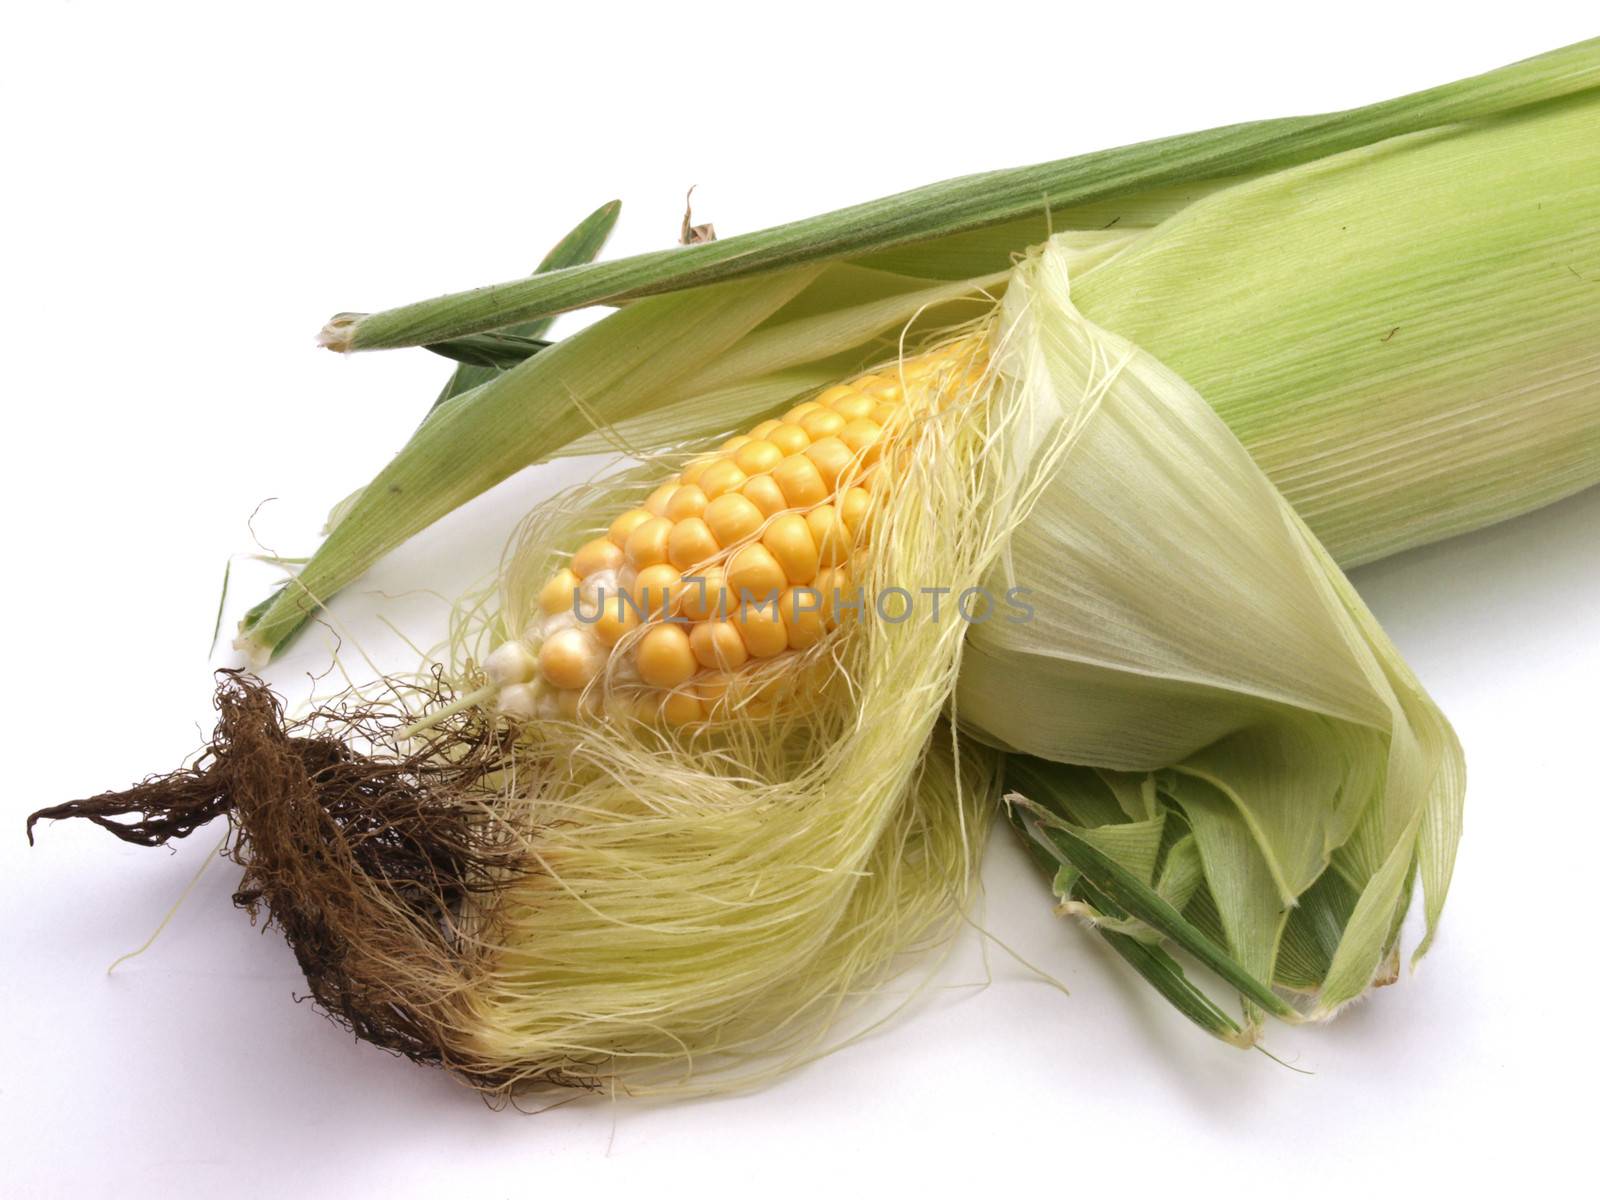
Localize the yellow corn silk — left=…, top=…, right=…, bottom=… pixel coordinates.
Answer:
left=437, top=335, right=1012, bottom=1092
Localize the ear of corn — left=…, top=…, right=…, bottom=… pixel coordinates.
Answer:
left=131, top=40, right=1594, bottom=1080
left=484, top=339, right=987, bottom=726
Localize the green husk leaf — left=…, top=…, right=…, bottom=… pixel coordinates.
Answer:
left=1011, top=786, right=1250, bottom=1044
left=288, top=58, right=1600, bottom=659
left=239, top=265, right=820, bottom=661
left=320, top=39, right=1600, bottom=351
left=1275, top=868, right=1359, bottom=991
left=430, top=198, right=620, bottom=409
left=559, top=260, right=1025, bottom=455
left=1072, top=91, right=1600, bottom=565
left=321, top=201, right=623, bottom=538
left=963, top=236, right=1465, bottom=1019
left=424, top=332, right=552, bottom=370
left=1009, top=788, right=1297, bottom=1022
left=1076, top=816, right=1167, bottom=887
left=289, top=261, right=1019, bottom=655
left=1092, top=924, right=1254, bottom=1046
left=1155, top=835, right=1205, bottom=914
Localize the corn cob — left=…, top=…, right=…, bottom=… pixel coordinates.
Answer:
left=481, top=342, right=986, bottom=726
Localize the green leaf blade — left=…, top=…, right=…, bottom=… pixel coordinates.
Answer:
left=324, top=40, right=1600, bottom=351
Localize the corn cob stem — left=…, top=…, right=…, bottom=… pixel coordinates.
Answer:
left=395, top=684, right=499, bottom=741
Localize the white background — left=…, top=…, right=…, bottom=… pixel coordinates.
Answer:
left=3, top=3, right=1597, bottom=1196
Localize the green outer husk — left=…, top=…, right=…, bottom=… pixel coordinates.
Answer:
left=322, top=39, right=1600, bottom=351
left=246, top=40, right=1600, bottom=668
left=239, top=265, right=821, bottom=661
left=425, top=198, right=619, bottom=411
left=1071, top=93, right=1600, bottom=566
left=1009, top=796, right=1253, bottom=1045
left=424, top=331, right=552, bottom=371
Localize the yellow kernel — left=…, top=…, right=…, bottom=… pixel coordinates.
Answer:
left=689, top=620, right=750, bottom=670
left=838, top=418, right=882, bottom=457
left=624, top=516, right=674, bottom=569
left=539, top=627, right=603, bottom=690
left=840, top=487, right=872, bottom=536
left=805, top=504, right=850, bottom=568
left=734, top=603, right=789, bottom=659
left=741, top=474, right=787, bottom=518
left=721, top=434, right=753, bottom=454
left=593, top=591, right=642, bottom=647
left=659, top=690, right=704, bottom=726
left=572, top=537, right=624, bottom=579
left=779, top=586, right=827, bottom=650
left=637, top=624, right=697, bottom=688
left=680, top=566, right=731, bottom=621
left=784, top=588, right=832, bottom=652
left=767, top=423, right=811, bottom=456
left=871, top=402, right=905, bottom=429
left=608, top=507, right=654, bottom=547
left=667, top=516, right=721, bottom=572
left=762, top=513, right=820, bottom=585
left=772, top=454, right=827, bottom=508
left=726, top=544, right=787, bottom=603
left=734, top=439, right=784, bottom=476
left=696, top=671, right=776, bottom=715
left=750, top=419, right=782, bottom=439
left=827, top=392, right=876, bottom=420
left=805, top=437, right=857, bottom=491
left=539, top=568, right=580, bottom=615
left=815, top=384, right=858, bottom=407
left=695, top=671, right=736, bottom=713
left=698, top=459, right=748, bottom=499
left=814, top=566, right=858, bottom=628
left=680, top=458, right=714, bottom=487
left=644, top=483, right=678, bottom=516
left=864, top=379, right=903, bottom=403
left=665, top=485, right=708, bottom=521
left=782, top=400, right=823, bottom=425
left=798, top=409, right=846, bottom=440
left=704, top=492, right=764, bottom=546
left=631, top=563, right=684, bottom=618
